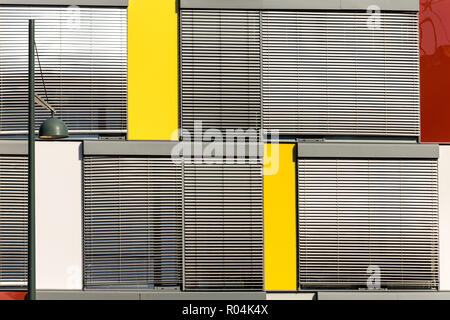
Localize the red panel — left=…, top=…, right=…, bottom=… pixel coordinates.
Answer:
left=420, top=0, right=450, bottom=142
left=0, top=292, right=27, bottom=300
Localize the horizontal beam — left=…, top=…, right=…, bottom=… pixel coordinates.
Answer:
left=36, top=290, right=266, bottom=300
left=36, top=290, right=450, bottom=300
left=2, top=140, right=436, bottom=159
left=0, top=0, right=128, bottom=7
left=0, top=140, right=28, bottom=155
left=340, top=0, right=418, bottom=11
left=84, top=140, right=263, bottom=158
left=180, top=0, right=418, bottom=11
left=317, top=291, right=450, bottom=300
left=0, top=130, right=126, bottom=135
left=297, top=143, right=439, bottom=159
left=84, top=140, right=179, bottom=156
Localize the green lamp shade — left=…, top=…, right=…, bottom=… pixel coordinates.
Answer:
left=39, top=116, right=69, bottom=139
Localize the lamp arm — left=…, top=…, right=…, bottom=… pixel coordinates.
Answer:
left=34, top=93, right=56, bottom=114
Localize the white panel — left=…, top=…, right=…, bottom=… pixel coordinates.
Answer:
left=439, top=146, right=450, bottom=291
left=36, top=141, right=82, bottom=290
left=266, top=293, right=315, bottom=300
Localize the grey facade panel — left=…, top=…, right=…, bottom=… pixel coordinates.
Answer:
left=84, top=141, right=263, bottom=158
left=263, top=0, right=341, bottom=10
left=297, top=143, right=440, bottom=159
left=35, top=290, right=450, bottom=300
left=0, top=140, right=28, bottom=155
left=187, top=142, right=264, bottom=159
left=0, top=0, right=128, bottom=6
left=140, top=291, right=266, bottom=300
left=181, top=0, right=264, bottom=10
left=340, top=0, right=419, bottom=11
left=317, top=291, right=450, bottom=300
left=36, top=290, right=266, bottom=300
left=36, top=290, right=140, bottom=300
left=83, top=140, right=180, bottom=157
left=180, top=0, right=418, bottom=11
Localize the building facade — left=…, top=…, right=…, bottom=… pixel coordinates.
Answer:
left=0, top=0, right=449, bottom=300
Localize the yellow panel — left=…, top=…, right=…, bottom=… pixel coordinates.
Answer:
left=264, top=143, right=297, bottom=291
left=128, top=0, right=179, bottom=140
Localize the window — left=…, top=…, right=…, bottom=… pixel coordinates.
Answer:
left=262, top=11, right=420, bottom=136
left=297, top=143, right=439, bottom=289
left=179, top=8, right=420, bottom=138
left=183, top=160, right=264, bottom=291
left=180, top=10, right=261, bottom=139
left=83, top=141, right=264, bottom=291
left=83, top=156, right=182, bottom=288
left=0, top=143, right=27, bottom=288
left=0, top=5, right=127, bottom=135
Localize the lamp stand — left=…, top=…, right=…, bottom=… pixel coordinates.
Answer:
left=28, top=19, right=36, bottom=301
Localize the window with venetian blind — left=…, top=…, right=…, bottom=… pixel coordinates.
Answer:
left=0, top=5, right=127, bottom=135
left=183, top=160, right=264, bottom=291
left=297, top=143, right=439, bottom=289
left=83, top=156, right=182, bottom=288
left=179, top=7, right=419, bottom=138
left=0, top=154, right=27, bottom=287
